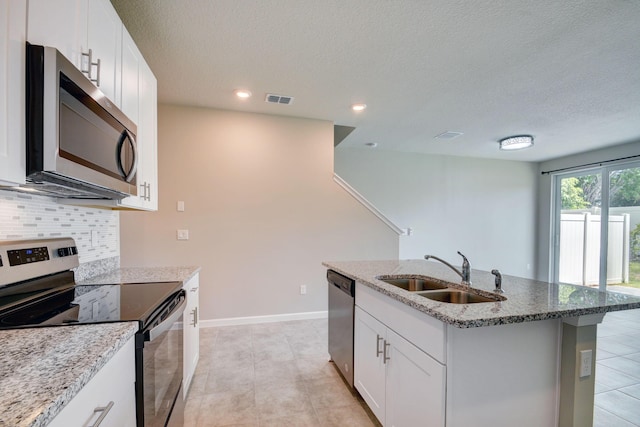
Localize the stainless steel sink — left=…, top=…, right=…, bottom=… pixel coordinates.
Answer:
left=378, top=276, right=450, bottom=291
left=415, top=289, right=504, bottom=304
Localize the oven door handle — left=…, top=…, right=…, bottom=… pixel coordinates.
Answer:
left=146, top=297, right=186, bottom=342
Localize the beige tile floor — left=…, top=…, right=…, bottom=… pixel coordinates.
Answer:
left=184, top=319, right=379, bottom=427
left=186, top=310, right=640, bottom=427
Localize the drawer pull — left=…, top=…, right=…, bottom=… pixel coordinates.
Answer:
left=383, top=341, right=391, bottom=364
left=191, top=307, right=198, bottom=327
left=376, top=334, right=383, bottom=357
left=88, top=401, right=114, bottom=427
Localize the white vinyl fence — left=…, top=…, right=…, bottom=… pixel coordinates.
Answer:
left=559, top=212, right=631, bottom=286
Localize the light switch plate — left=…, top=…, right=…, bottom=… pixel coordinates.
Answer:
left=177, top=201, right=185, bottom=212
left=177, top=229, right=189, bottom=240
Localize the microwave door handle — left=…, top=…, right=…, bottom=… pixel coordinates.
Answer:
left=116, top=130, right=138, bottom=183
left=146, top=297, right=186, bottom=342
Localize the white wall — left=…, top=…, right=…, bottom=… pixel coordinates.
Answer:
left=119, top=105, right=399, bottom=321
left=335, top=148, right=539, bottom=278
left=536, top=140, right=640, bottom=282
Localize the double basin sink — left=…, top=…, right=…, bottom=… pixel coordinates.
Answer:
left=377, top=276, right=506, bottom=304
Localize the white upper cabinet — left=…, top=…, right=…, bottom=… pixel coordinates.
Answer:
left=86, top=0, right=122, bottom=104
left=118, top=28, right=158, bottom=211
left=26, top=0, right=158, bottom=211
left=26, top=0, right=88, bottom=69
left=27, top=0, right=121, bottom=104
left=0, top=0, right=27, bottom=186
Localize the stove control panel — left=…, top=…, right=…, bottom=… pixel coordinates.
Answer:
left=0, top=238, right=79, bottom=288
left=7, top=247, right=50, bottom=266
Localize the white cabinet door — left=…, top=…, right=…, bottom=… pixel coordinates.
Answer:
left=27, top=0, right=121, bottom=104
left=385, top=329, right=445, bottom=427
left=48, top=336, right=136, bottom=427
left=183, top=274, right=200, bottom=398
left=86, top=0, right=121, bottom=104
left=118, top=47, right=157, bottom=211
left=26, top=0, right=88, bottom=70
left=0, top=0, right=26, bottom=186
left=354, top=307, right=386, bottom=424
left=120, top=27, right=140, bottom=125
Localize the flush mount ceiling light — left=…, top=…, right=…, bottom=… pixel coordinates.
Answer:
left=499, top=135, right=534, bottom=151
left=351, top=103, right=367, bottom=112
left=234, top=89, right=252, bottom=99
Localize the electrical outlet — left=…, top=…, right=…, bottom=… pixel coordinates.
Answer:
left=177, top=229, right=189, bottom=240
left=300, top=285, right=307, bottom=295
left=579, top=349, right=593, bottom=378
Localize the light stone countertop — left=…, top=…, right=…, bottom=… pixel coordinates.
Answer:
left=1, top=266, right=199, bottom=427
left=323, top=259, right=640, bottom=328
left=0, top=322, right=138, bottom=427
left=77, top=266, right=201, bottom=285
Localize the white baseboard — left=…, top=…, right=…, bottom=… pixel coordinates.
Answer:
left=199, top=310, right=328, bottom=328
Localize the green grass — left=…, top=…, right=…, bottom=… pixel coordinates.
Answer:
left=613, top=261, right=640, bottom=288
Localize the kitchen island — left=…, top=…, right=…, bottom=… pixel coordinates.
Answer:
left=324, top=259, right=640, bottom=427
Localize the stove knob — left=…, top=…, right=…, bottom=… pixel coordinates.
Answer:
left=58, top=247, right=70, bottom=257
left=70, top=246, right=78, bottom=255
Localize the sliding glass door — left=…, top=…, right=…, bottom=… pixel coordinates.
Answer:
left=553, top=162, right=640, bottom=295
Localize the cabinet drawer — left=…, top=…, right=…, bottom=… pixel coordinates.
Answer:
left=48, top=336, right=136, bottom=427
left=356, top=282, right=445, bottom=363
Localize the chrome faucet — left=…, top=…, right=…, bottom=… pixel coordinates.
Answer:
left=424, top=251, right=471, bottom=285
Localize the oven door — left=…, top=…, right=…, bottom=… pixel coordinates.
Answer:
left=138, top=296, right=185, bottom=427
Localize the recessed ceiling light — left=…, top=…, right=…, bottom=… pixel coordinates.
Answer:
left=351, top=103, right=367, bottom=112
left=234, top=89, right=252, bottom=99
left=499, top=135, right=534, bottom=151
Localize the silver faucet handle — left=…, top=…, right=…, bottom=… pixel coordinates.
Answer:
left=457, top=251, right=471, bottom=284
left=491, top=269, right=504, bottom=293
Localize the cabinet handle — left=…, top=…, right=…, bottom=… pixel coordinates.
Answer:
left=191, top=307, right=198, bottom=327
left=87, top=401, right=114, bottom=427
left=146, top=183, right=151, bottom=201
left=383, top=341, right=391, bottom=364
left=81, top=49, right=101, bottom=86
left=376, top=334, right=383, bottom=357
left=81, top=49, right=92, bottom=75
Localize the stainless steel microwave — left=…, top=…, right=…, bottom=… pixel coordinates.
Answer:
left=24, top=43, right=137, bottom=199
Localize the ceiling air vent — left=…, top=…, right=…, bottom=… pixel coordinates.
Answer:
left=265, top=93, right=294, bottom=105
left=434, top=131, right=464, bottom=140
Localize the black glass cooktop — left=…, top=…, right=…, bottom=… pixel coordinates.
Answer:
left=0, top=277, right=182, bottom=329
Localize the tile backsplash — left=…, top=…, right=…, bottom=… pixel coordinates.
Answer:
left=0, top=189, right=119, bottom=265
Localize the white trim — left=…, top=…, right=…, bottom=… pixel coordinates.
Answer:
left=197, top=310, right=328, bottom=328
left=333, top=173, right=405, bottom=235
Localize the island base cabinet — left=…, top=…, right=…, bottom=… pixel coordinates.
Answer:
left=354, top=306, right=386, bottom=423
left=445, top=319, right=561, bottom=427
left=386, top=328, right=445, bottom=427
left=48, top=336, right=136, bottom=427
left=355, top=307, right=445, bottom=427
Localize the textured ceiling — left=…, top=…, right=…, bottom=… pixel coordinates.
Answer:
left=111, top=0, right=640, bottom=162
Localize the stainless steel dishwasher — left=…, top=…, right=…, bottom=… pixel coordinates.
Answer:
left=327, top=269, right=355, bottom=388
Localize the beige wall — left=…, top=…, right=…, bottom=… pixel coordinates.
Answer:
left=120, top=105, right=398, bottom=321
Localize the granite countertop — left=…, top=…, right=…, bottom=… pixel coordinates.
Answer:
left=77, top=266, right=201, bottom=285
left=0, top=322, right=138, bottom=427
left=324, top=259, right=640, bottom=328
